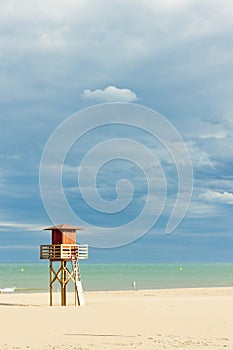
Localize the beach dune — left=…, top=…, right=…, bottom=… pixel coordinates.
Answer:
left=0, top=287, right=233, bottom=349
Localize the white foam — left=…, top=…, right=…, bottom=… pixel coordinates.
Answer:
left=0, top=287, right=15, bottom=293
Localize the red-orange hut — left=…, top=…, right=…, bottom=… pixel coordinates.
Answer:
left=44, top=224, right=82, bottom=245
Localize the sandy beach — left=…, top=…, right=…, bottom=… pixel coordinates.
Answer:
left=0, top=287, right=233, bottom=350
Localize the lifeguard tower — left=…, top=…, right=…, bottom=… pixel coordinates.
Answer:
left=40, top=224, right=88, bottom=306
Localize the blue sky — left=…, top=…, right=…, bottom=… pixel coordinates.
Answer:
left=1, top=0, right=233, bottom=263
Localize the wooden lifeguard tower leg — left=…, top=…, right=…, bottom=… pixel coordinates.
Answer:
left=49, top=260, right=68, bottom=306
left=61, top=261, right=67, bottom=306
left=50, top=260, right=53, bottom=306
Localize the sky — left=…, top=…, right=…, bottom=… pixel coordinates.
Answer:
left=1, top=0, right=233, bottom=263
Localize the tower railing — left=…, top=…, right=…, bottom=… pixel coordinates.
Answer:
left=40, top=244, right=88, bottom=260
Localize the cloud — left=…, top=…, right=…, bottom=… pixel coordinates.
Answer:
left=0, top=0, right=232, bottom=113
left=81, top=86, right=138, bottom=103
left=0, top=221, right=43, bottom=231
left=1, top=0, right=233, bottom=258
left=200, top=190, right=233, bottom=205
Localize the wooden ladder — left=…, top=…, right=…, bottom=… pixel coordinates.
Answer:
left=71, top=259, right=85, bottom=306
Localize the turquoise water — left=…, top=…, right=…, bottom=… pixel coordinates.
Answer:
left=0, top=263, right=233, bottom=293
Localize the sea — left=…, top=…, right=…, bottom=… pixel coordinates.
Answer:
left=0, top=263, right=233, bottom=293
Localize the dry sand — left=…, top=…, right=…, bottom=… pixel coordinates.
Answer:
left=0, top=287, right=233, bottom=349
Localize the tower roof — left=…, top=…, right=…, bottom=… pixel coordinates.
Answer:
left=43, top=224, right=83, bottom=231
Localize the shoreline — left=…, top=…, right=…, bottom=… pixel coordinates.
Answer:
left=5, top=282, right=233, bottom=295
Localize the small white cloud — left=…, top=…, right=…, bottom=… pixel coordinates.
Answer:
left=81, top=86, right=138, bottom=103
left=200, top=190, right=233, bottom=205
left=0, top=221, right=43, bottom=231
